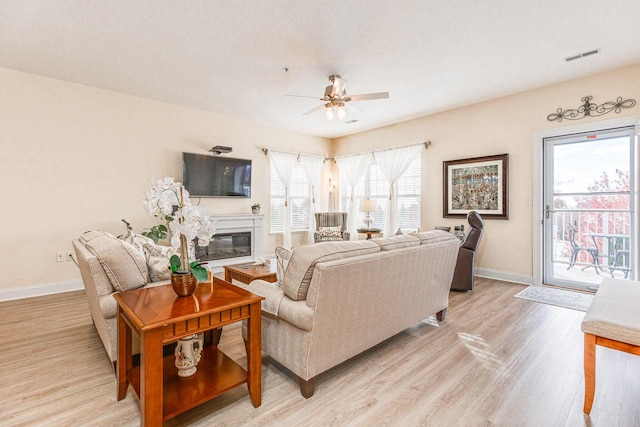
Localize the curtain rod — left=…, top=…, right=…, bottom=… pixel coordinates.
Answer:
left=260, top=140, right=431, bottom=163
left=332, top=140, right=431, bottom=159
left=260, top=147, right=329, bottom=162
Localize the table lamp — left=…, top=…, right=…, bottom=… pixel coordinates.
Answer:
left=359, top=198, right=376, bottom=229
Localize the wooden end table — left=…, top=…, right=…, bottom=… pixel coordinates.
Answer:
left=357, top=228, right=382, bottom=240
left=224, top=262, right=277, bottom=285
left=114, top=277, right=264, bottom=426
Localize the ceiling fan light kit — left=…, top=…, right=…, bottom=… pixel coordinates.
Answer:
left=325, top=102, right=346, bottom=121
left=287, top=74, right=389, bottom=121
left=325, top=106, right=334, bottom=120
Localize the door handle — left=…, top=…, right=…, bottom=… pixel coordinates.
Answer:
left=545, top=205, right=553, bottom=219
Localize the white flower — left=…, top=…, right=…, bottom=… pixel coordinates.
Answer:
left=144, top=176, right=215, bottom=270
left=143, top=177, right=193, bottom=219
left=176, top=205, right=216, bottom=248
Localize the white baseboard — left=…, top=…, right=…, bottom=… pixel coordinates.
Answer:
left=0, top=279, right=84, bottom=302
left=475, top=268, right=532, bottom=286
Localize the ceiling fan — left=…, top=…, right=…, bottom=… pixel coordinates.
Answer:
left=286, top=75, right=389, bottom=121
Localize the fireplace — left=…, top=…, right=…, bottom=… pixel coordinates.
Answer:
left=195, top=231, right=252, bottom=261
left=200, top=213, right=264, bottom=271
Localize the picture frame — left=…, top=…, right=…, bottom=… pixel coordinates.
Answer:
left=443, top=153, right=509, bottom=219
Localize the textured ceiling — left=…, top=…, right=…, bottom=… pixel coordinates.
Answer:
left=1, top=0, right=639, bottom=138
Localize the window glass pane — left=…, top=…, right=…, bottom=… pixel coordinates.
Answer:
left=369, top=164, right=388, bottom=197
left=554, top=137, right=630, bottom=194
left=554, top=194, right=630, bottom=210
left=291, top=197, right=309, bottom=229
left=352, top=155, right=421, bottom=232
left=270, top=163, right=310, bottom=232
left=397, top=159, right=421, bottom=230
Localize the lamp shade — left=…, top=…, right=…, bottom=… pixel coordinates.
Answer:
left=359, top=198, right=376, bottom=213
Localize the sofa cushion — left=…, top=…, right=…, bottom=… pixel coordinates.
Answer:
left=282, top=240, right=380, bottom=301
left=371, top=234, right=420, bottom=251
left=80, top=230, right=148, bottom=292
left=409, top=230, right=459, bottom=245
left=582, top=278, right=640, bottom=346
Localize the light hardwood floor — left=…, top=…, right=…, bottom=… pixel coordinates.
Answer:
left=1, top=278, right=639, bottom=426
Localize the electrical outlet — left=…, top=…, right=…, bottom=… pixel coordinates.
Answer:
left=66, top=252, right=74, bottom=262
left=56, top=252, right=65, bottom=263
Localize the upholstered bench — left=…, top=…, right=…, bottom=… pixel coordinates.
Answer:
left=581, top=278, right=640, bottom=414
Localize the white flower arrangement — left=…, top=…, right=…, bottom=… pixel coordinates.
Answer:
left=143, top=177, right=215, bottom=281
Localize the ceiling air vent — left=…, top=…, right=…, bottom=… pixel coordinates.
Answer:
left=565, top=48, right=600, bottom=62
left=345, top=119, right=359, bottom=124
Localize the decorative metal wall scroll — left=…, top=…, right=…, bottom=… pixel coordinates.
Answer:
left=547, top=96, right=636, bottom=122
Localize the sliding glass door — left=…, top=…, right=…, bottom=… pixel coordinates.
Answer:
left=543, top=127, right=636, bottom=291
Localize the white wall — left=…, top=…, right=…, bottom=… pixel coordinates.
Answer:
left=332, top=63, right=640, bottom=283
left=0, top=67, right=331, bottom=294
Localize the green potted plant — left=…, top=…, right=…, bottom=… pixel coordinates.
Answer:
left=251, top=203, right=261, bottom=214
left=120, top=219, right=168, bottom=244
left=143, top=177, right=216, bottom=296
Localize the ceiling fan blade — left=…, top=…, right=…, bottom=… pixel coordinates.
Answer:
left=302, top=104, right=327, bottom=116
left=348, top=92, right=390, bottom=102
left=331, top=77, right=347, bottom=97
left=285, top=94, right=328, bottom=101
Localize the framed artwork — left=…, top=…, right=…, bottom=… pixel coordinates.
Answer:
left=443, top=153, right=509, bottom=219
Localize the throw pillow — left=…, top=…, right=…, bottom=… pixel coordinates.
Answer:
left=121, top=231, right=175, bottom=282
left=318, top=226, right=342, bottom=238
left=275, top=246, right=292, bottom=284
left=148, top=254, right=171, bottom=282
left=80, top=230, right=148, bottom=292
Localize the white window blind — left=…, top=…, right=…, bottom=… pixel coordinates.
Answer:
left=345, top=156, right=421, bottom=231
left=270, top=163, right=310, bottom=233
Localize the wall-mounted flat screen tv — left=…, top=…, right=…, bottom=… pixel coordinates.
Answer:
left=182, top=152, right=252, bottom=197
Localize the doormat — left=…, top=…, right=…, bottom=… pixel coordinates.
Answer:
left=514, top=286, right=594, bottom=312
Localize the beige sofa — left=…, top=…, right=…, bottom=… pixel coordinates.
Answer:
left=243, top=230, right=460, bottom=398
left=72, top=230, right=173, bottom=363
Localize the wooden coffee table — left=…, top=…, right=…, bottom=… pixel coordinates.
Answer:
left=114, top=277, right=264, bottom=426
left=224, top=262, right=277, bottom=285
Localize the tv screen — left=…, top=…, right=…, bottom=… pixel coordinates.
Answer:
left=182, top=152, right=252, bottom=197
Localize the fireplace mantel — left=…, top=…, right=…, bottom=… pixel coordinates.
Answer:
left=204, top=213, right=263, bottom=271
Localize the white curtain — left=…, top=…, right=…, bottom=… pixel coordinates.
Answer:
left=374, top=145, right=423, bottom=236
left=334, top=153, right=371, bottom=239
left=299, top=154, right=325, bottom=244
left=269, top=150, right=299, bottom=249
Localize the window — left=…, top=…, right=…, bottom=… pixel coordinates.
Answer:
left=270, top=163, right=310, bottom=233
left=343, top=156, right=421, bottom=231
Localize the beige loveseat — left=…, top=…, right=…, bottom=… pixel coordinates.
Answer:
left=72, top=230, right=174, bottom=363
left=243, top=230, right=460, bottom=398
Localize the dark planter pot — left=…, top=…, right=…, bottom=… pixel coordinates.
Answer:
left=171, top=273, right=198, bottom=297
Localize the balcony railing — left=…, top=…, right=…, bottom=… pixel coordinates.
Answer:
left=552, top=209, right=631, bottom=279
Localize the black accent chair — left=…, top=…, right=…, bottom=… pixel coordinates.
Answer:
left=567, top=223, right=601, bottom=274
left=450, top=211, right=484, bottom=291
